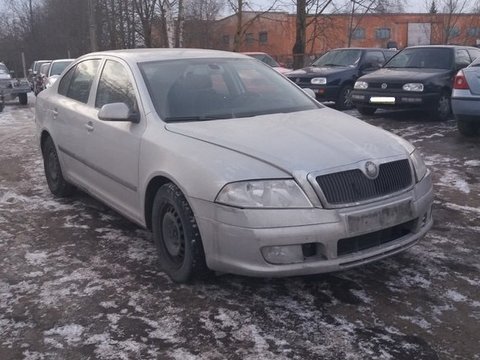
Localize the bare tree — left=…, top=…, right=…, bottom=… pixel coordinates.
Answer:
left=183, top=0, right=224, bottom=48
left=226, top=0, right=280, bottom=52
left=439, top=0, right=469, bottom=44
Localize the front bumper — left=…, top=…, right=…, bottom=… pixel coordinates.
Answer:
left=191, top=171, right=434, bottom=277
left=351, top=90, right=439, bottom=110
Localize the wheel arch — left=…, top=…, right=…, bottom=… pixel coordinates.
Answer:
left=40, top=130, right=52, bottom=154
left=144, top=175, right=177, bottom=230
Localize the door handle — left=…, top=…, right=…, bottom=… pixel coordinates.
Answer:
left=85, top=121, right=94, bottom=132
left=52, top=108, right=58, bottom=119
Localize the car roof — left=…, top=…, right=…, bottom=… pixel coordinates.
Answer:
left=405, top=45, right=476, bottom=50
left=50, top=59, right=75, bottom=63
left=328, top=47, right=395, bottom=51
left=79, top=49, right=248, bottom=64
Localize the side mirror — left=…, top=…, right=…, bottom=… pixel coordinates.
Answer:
left=98, top=102, right=140, bottom=123
left=303, top=88, right=316, bottom=98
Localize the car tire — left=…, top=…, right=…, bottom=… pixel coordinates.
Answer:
left=356, top=106, right=377, bottom=115
left=336, top=85, right=353, bottom=110
left=430, top=91, right=451, bottom=121
left=42, top=137, right=75, bottom=197
left=457, top=119, right=480, bottom=137
left=18, top=93, right=28, bottom=105
left=152, top=183, right=209, bottom=283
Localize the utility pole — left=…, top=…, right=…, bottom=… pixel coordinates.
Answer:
left=88, top=0, right=98, bottom=52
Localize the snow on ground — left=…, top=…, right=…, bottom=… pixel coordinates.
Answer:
left=0, top=102, right=479, bottom=359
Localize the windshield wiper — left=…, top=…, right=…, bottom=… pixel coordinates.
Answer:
left=164, top=114, right=233, bottom=122
left=321, top=63, right=344, bottom=67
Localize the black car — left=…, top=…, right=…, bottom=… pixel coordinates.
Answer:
left=286, top=48, right=397, bottom=110
left=351, top=45, right=480, bottom=120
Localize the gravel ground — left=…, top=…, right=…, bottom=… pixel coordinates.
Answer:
left=0, top=96, right=479, bottom=360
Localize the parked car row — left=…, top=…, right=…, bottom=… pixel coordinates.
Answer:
left=29, top=58, right=74, bottom=95
left=0, top=62, right=30, bottom=111
left=287, top=45, right=480, bottom=128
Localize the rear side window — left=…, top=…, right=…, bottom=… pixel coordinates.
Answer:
left=65, top=60, right=101, bottom=104
left=468, top=48, right=480, bottom=62
left=95, top=60, right=136, bottom=110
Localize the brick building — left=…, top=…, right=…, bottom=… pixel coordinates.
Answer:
left=211, top=12, right=480, bottom=66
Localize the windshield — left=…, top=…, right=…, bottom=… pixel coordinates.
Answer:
left=139, top=58, right=320, bottom=122
left=312, top=50, right=362, bottom=67
left=50, top=61, right=72, bottom=76
left=385, top=48, right=453, bottom=69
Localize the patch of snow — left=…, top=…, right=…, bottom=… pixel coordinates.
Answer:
left=44, top=324, right=84, bottom=345
left=445, top=290, right=467, bottom=303
left=465, top=160, right=480, bottom=167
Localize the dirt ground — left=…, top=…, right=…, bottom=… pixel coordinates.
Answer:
left=0, top=96, right=479, bottom=360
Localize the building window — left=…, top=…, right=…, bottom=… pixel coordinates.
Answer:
left=376, top=28, right=391, bottom=39
left=467, top=27, right=480, bottom=37
left=352, top=27, right=365, bottom=40
left=259, top=31, right=268, bottom=44
left=447, top=26, right=460, bottom=38
left=222, top=35, right=230, bottom=46
left=245, top=33, right=254, bottom=45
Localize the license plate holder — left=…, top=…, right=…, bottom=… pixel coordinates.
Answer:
left=347, top=201, right=413, bottom=234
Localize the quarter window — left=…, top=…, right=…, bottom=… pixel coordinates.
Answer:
left=376, top=28, right=391, bottom=39
left=65, top=60, right=101, bottom=103
left=95, top=60, right=136, bottom=110
left=58, top=66, right=76, bottom=96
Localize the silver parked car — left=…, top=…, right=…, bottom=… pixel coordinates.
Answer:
left=452, top=56, right=480, bottom=136
left=35, top=49, right=434, bottom=283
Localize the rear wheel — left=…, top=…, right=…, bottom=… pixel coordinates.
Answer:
left=42, top=137, right=75, bottom=197
left=457, top=119, right=480, bottom=137
left=152, top=183, right=209, bottom=283
left=18, top=93, right=28, bottom=105
left=336, top=85, right=353, bottom=110
left=356, top=106, right=377, bottom=115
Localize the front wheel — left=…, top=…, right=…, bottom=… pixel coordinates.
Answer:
left=42, top=137, right=75, bottom=197
left=457, top=119, right=480, bottom=137
left=430, top=92, right=451, bottom=121
left=18, top=93, right=28, bottom=105
left=152, top=183, right=209, bottom=283
left=336, top=85, right=353, bottom=110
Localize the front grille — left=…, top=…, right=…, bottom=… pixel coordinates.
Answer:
left=337, top=220, right=415, bottom=257
left=316, top=159, right=412, bottom=205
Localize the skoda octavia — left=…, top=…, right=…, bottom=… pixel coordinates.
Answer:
left=35, top=49, right=433, bottom=283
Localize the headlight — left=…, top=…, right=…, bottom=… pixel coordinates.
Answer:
left=354, top=81, right=368, bottom=90
left=311, top=77, right=327, bottom=85
left=410, top=149, right=427, bottom=182
left=215, top=179, right=312, bottom=208
left=403, top=83, right=424, bottom=92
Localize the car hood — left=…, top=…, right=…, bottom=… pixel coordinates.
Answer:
left=360, top=68, right=451, bottom=82
left=286, top=66, right=351, bottom=78
left=165, top=108, right=411, bottom=175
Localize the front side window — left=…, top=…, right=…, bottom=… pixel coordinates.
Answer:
left=66, top=59, right=101, bottom=104
left=385, top=48, right=452, bottom=69
left=455, top=49, right=471, bottom=68
left=363, top=51, right=385, bottom=67
left=95, top=60, right=136, bottom=110
left=139, top=58, right=319, bottom=121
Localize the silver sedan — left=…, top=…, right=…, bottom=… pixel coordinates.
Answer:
left=35, top=49, right=433, bottom=283
left=452, top=56, right=480, bottom=136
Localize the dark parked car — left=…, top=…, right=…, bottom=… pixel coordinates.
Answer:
left=452, top=56, right=480, bottom=136
left=286, top=48, right=397, bottom=110
left=351, top=45, right=480, bottom=120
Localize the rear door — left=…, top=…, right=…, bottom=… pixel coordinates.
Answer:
left=54, top=59, right=102, bottom=187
